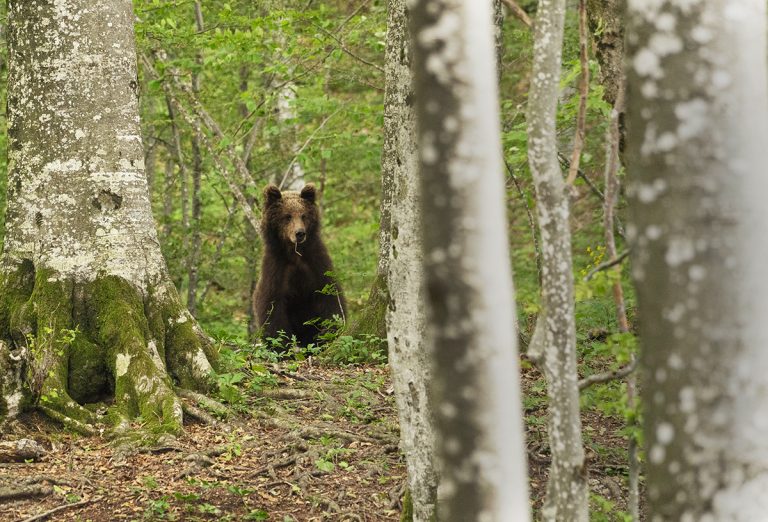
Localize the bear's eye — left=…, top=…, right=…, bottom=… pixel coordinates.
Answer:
left=283, top=215, right=291, bottom=222
left=301, top=214, right=307, bottom=220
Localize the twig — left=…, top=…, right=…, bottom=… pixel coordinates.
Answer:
left=277, top=109, right=341, bottom=190
left=505, top=162, right=542, bottom=283
left=578, top=357, right=638, bottom=391
left=501, top=0, right=533, bottom=28
left=312, top=22, right=384, bottom=73
left=20, top=498, right=95, bottom=522
left=141, top=54, right=261, bottom=233
left=557, top=152, right=603, bottom=200
left=565, top=0, right=590, bottom=186
left=583, top=250, right=629, bottom=281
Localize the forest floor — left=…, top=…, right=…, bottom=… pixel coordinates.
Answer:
left=1, top=360, right=633, bottom=521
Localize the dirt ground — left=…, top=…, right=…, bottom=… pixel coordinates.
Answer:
left=1, top=361, right=634, bottom=521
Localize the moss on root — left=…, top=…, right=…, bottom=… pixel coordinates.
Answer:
left=0, top=267, right=218, bottom=438
left=0, top=260, right=36, bottom=340
left=0, top=261, right=36, bottom=423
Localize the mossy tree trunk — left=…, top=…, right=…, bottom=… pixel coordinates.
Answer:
left=0, top=0, right=217, bottom=436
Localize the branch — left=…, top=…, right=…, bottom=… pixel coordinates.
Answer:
left=557, top=152, right=603, bottom=199
left=583, top=250, right=629, bottom=281
left=565, top=0, right=590, bottom=186
left=312, top=22, right=384, bottom=73
left=277, top=109, right=341, bottom=189
left=149, top=51, right=258, bottom=195
left=501, top=0, right=533, bottom=28
left=140, top=54, right=261, bottom=233
left=578, top=357, right=638, bottom=391
left=505, top=162, right=542, bottom=284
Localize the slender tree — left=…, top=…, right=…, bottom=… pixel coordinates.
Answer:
left=410, top=0, right=530, bottom=519
left=627, top=0, right=768, bottom=518
left=526, top=0, right=588, bottom=519
left=187, top=0, right=205, bottom=317
left=0, top=0, right=216, bottom=434
left=382, top=1, right=437, bottom=520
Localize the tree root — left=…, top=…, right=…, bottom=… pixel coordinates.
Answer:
left=176, top=388, right=228, bottom=417
left=255, top=388, right=312, bottom=400
left=37, top=405, right=98, bottom=437
left=181, top=401, right=218, bottom=425
left=0, top=484, right=51, bottom=501
left=1, top=267, right=219, bottom=437
left=254, top=409, right=395, bottom=445
left=0, top=438, right=47, bottom=462
left=20, top=497, right=96, bottom=522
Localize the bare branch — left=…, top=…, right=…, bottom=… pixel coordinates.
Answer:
left=565, top=0, right=590, bottom=186
left=578, top=357, right=638, bottom=391
left=583, top=250, right=629, bottom=281
left=500, top=0, right=533, bottom=28
left=505, top=161, right=542, bottom=283
left=277, top=109, right=341, bottom=189
left=140, top=54, right=261, bottom=233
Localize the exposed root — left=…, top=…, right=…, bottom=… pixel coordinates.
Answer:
left=181, top=401, right=218, bottom=425
left=37, top=405, right=97, bottom=437
left=0, top=438, right=46, bottom=462
left=0, top=264, right=219, bottom=437
left=388, top=480, right=406, bottom=510
left=176, top=388, right=228, bottom=417
left=265, top=364, right=312, bottom=381
left=20, top=497, right=96, bottom=522
left=0, top=484, right=51, bottom=501
left=255, top=388, right=312, bottom=400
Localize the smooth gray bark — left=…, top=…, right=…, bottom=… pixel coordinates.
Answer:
left=627, top=1, right=768, bottom=519
left=527, top=0, right=588, bottom=519
left=383, top=1, right=437, bottom=520
left=410, top=0, right=530, bottom=519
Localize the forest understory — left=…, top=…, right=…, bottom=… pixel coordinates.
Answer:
left=1, top=359, right=634, bottom=522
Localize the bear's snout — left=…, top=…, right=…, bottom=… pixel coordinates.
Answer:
left=295, top=230, right=306, bottom=243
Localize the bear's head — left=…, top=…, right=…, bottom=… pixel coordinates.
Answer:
left=262, top=183, right=320, bottom=250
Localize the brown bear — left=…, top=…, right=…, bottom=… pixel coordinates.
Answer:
left=253, top=183, right=346, bottom=348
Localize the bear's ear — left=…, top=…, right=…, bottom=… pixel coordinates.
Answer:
left=300, top=183, right=317, bottom=204
left=264, top=184, right=282, bottom=206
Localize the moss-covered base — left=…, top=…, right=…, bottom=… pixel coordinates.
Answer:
left=346, top=272, right=388, bottom=351
left=0, top=261, right=218, bottom=437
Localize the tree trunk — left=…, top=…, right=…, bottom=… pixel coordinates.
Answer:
left=586, top=0, right=623, bottom=108
left=0, top=0, right=216, bottom=435
left=187, top=1, right=205, bottom=318
left=410, top=1, right=530, bottom=519
left=526, top=0, right=588, bottom=519
left=382, top=1, right=437, bottom=520
left=626, top=1, right=768, bottom=519
left=586, top=0, right=625, bottom=154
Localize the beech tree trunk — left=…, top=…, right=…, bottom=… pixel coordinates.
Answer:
left=410, top=0, right=530, bottom=519
left=0, top=0, right=216, bottom=435
left=626, top=1, right=768, bottom=519
left=381, top=1, right=437, bottom=520
left=527, top=0, right=588, bottom=519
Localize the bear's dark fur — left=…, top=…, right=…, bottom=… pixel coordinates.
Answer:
left=253, top=183, right=346, bottom=347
